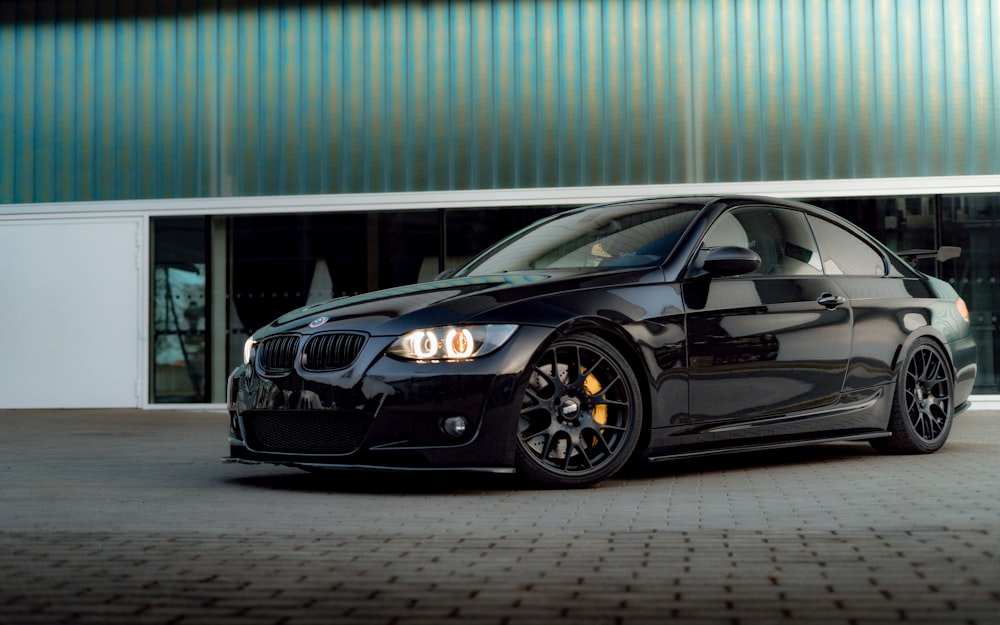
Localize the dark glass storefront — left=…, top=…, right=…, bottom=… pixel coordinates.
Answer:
left=151, top=218, right=209, bottom=403
left=150, top=194, right=1000, bottom=403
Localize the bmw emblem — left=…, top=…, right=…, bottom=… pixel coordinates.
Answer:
left=309, top=316, right=329, bottom=329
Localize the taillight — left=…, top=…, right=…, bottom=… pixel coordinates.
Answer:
left=956, top=297, right=970, bottom=323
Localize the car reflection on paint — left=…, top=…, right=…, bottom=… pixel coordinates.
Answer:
left=226, top=195, right=977, bottom=488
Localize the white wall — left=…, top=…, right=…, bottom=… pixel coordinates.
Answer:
left=0, top=218, right=142, bottom=408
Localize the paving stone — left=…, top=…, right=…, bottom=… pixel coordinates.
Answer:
left=1, top=409, right=1000, bottom=624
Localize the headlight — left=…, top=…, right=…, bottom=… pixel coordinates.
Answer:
left=387, top=324, right=518, bottom=361
left=243, top=336, right=256, bottom=364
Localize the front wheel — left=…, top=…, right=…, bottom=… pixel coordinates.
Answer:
left=515, top=333, right=643, bottom=488
left=872, top=338, right=955, bottom=454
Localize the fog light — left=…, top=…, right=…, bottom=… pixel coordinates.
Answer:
left=442, top=416, right=468, bottom=438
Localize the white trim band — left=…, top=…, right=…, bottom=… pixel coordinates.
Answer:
left=4, top=175, right=1000, bottom=219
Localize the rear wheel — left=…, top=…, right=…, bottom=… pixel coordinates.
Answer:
left=515, top=334, right=643, bottom=488
left=872, top=338, right=954, bottom=454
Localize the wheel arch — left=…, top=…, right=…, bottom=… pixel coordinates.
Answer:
left=873, top=329, right=958, bottom=454
left=891, top=327, right=955, bottom=381
left=546, top=316, right=655, bottom=450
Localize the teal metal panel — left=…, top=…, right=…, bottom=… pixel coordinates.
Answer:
left=2, top=0, right=1000, bottom=204
left=0, top=5, right=14, bottom=197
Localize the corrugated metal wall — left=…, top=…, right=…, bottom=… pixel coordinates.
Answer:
left=2, top=0, right=999, bottom=204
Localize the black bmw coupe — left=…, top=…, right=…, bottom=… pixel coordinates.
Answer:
left=226, top=196, right=977, bottom=487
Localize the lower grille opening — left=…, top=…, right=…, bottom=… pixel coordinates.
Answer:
left=242, top=411, right=372, bottom=455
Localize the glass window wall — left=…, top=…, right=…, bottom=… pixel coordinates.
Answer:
left=151, top=217, right=209, bottom=403
left=151, top=195, right=1000, bottom=403
left=940, top=195, right=999, bottom=393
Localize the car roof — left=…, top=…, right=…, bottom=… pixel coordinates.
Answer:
left=581, top=194, right=914, bottom=274
left=581, top=194, right=853, bottom=224
left=578, top=194, right=820, bottom=211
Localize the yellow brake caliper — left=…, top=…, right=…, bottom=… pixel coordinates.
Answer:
left=583, top=371, right=607, bottom=447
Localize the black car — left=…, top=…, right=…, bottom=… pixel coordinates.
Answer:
left=226, top=196, right=977, bottom=488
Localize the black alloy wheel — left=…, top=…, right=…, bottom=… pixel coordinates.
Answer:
left=515, top=333, right=643, bottom=488
left=872, top=338, right=955, bottom=454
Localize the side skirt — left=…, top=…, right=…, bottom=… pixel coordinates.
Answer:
left=645, top=431, right=890, bottom=463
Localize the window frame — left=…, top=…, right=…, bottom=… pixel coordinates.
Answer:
left=701, top=204, right=825, bottom=278
left=805, top=214, right=890, bottom=278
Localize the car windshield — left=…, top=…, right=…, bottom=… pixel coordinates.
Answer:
left=455, top=201, right=702, bottom=276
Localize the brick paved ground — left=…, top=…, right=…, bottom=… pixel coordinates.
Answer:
left=1, top=409, right=998, bottom=624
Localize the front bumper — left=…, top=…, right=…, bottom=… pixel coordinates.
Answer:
left=226, top=326, right=551, bottom=472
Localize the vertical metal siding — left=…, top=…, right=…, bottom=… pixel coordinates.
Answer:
left=1, top=0, right=999, bottom=204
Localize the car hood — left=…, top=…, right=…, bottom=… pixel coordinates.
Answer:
left=258, top=271, right=574, bottom=337
left=257, top=272, right=560, bottom=336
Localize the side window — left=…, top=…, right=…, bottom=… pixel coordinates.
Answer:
left=807, top=216, right=887, bottom=276
left=702, top=206, right=822, bottom=276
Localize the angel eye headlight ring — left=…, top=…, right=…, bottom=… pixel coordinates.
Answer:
left=388, top=324, right=518, bottom=361
left=411, top=330, right=439, bottom=359
left=445, top=328, right=475, bottom=359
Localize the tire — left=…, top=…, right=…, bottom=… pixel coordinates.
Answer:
left=515, top=333, right=644, bottom=488
left=871, top=338, right=955, bottom=454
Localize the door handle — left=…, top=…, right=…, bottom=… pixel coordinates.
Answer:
left=817, top=292, right=846, bottom=309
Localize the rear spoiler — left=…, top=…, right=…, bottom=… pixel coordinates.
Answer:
left=897, top=246, right=962, bottom=265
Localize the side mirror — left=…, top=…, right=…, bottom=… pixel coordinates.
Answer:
left=698, top=246, right=761, bottom=277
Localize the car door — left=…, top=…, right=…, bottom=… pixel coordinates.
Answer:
left=684, top=205, right=853, bottom=431
left=804, top=214, right=912, bottom=394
